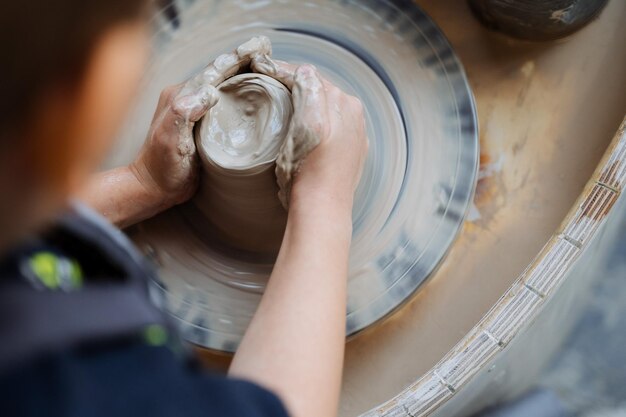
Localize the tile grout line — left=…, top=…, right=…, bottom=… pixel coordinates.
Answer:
left=432, top=370, right=456, bottom=394
left=596, top=180, right=620, bottom=194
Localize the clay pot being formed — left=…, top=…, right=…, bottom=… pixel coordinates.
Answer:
left=192, top=73, right=293, bottom=256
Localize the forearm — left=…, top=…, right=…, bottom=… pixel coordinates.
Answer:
left=78, top=166, right=170, bottom=228
left=229, top=193, right=352, bottom=417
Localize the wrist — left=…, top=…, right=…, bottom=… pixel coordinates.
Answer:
left=290, top=181, right=354, bottom=213
left=127, top=162, right=175, bottom=213
left=288, top=186, right=354, bottom=236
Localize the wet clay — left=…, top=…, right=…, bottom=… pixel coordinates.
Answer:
left=193, top=72, right=293, bottom=254
left=114, top=0, right=626, bottom=415
left=128, top=0, right=467, bottom=361
left=169, top=37, right=274, bottom=181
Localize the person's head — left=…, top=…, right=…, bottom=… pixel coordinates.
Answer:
left=0, top=0, right=150, bottom=251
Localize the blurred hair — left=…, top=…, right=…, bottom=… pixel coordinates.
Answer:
left=0, top=0, right=150, bottom=140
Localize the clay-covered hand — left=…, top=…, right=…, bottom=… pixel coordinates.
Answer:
left=129, top=36, right=273, bottom=208
left=252, top=58, right=369, bottom=211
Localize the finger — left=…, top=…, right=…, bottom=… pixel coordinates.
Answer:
left=277, top=66, right=326, bottom=172
left=172, top=36, right=272, bottom=123
left=156, top=83, right=184, bottom=109
left=189, top=36, right=272, bottom=89
left=253, top=57, right=339, bottom=96
left=236, top=36, right=272, bottom=61
left=155, top=105, right=197, bottom=160
left=172, top=83, right=219, bottom=123
left=251, top=57, right=298, bottom=89
left=274, top=65, right=328, bottom=208
left=291, top=64, right=328, bottom=141
left=151, top=84, right=209, bottom=152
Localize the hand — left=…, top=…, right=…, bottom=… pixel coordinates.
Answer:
left=129, top=36, right=273, bottom=208
left=252, top=58, right=369, bottom=213
left=231, top=59, right=366, bottom=417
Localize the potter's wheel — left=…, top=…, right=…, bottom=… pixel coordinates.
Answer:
left=113, top=0, right=478, bottom=352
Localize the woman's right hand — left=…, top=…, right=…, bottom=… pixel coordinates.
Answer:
left=252, top=58, right=369, bottom=214
left=231, top=60, right=368, bottom=417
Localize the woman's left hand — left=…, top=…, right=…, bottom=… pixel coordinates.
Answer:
left=129, top=36, right=273, bottom=207
left=81, top=37, right=273, bottom=228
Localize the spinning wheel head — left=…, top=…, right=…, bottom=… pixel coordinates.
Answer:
left=114, top=0, right=478, bottom=352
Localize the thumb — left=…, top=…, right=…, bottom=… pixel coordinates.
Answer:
left=172, top=83, right=219, bottom=123
left=275, top=65, right=327, bottom=208
left=252, top=57, right=298, bottom=90
left=291, top=64, right=328, bottom=140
